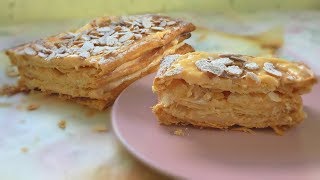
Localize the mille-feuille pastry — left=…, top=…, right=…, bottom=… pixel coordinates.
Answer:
left=153, top=52, right=317, bottom=132
left=6, top=14, right=195, bottom=110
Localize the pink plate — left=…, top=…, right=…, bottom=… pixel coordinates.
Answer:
left=112, top=74, right=320, bottom=180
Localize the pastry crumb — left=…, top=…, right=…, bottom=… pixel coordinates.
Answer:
left=5, top=65, right=19, bottom=77
left=58, top=120, right=66, bottom=130
left=27, top=104, right=40, bottom=111
left=92, top=125, right=108, bottom=133
left=272, top=126, right=289, bottom=136
left=0, top=85, right=28, bottom=96
left=16, top=105, right=23, bottom=110
left=173, top=128, right=185, bottom=136
left=20, top=147, right=29, bottom=153
left=0, top=102, right=11, bottom=107
left=85, top=109, right=97, bottom=117
left=231, top=127, right=255, bottom=134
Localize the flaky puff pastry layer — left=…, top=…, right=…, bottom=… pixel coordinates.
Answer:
left=153, top=52, right=317, bottom=132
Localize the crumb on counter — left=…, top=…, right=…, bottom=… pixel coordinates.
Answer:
left=0, top=102, right=11, bottom=107
left=92, top=125, right=108, bottom=133
left=58, top=120, right=66, bottom=130
left=16, top=105, right=23, bottom=110
left=27, top=104, right=40, bottom=111
left=20, top=147, right=29, bottom=153
left=0, top=85, right=28, bottom=96
left=5, top=65, right=19, bottom=77
left=85, top=109, right=97, bottom=117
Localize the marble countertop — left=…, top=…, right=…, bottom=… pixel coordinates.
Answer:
left=0, top=11, right=319, bottom=180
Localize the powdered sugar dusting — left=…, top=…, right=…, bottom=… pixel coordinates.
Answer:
left=164, top=65, right=183, bottom=77
left=157, top=54, right=181, bottom=77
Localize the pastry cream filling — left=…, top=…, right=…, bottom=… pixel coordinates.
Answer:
left=156, top=81, right=303, bottom=127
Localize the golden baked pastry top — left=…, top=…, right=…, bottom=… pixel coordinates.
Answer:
left=154, top=52, right=317, bottom=95
left=6, top=14, right=195, bottom=71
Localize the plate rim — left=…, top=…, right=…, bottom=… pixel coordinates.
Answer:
left=111, top=75, right=179, bottom=178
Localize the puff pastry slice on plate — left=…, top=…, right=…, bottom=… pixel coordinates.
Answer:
left=6, top=14, right=195, bottom=110
left=153, top=52, right=317, bottom=132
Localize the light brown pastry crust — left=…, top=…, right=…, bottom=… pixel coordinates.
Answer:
left=152, top=52, right=317, bottom=132
left=5, top=14, right=195, bottom=110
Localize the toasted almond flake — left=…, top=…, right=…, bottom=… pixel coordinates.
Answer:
left=211, top=57, right=233, bottom=65
left=119, top=32, right=134, bottom=42
left=91, top=39, right=99, bottom=45
left=263, top=62, right=282, bottom=77
left=134, top=34, right=143, bottom=39
left=56, top=53, right=69, bottom=58
left=96, top=27, right=111, bottom=32
left=38, top=52, right=48, bottom=58
left=92, top=46, right=105, bottom=55
left=225, top=65, right=243, bottom=76
left=73, top=40, right=83, bottom=46
left=79, top=51, right=90, bottom=58
left=139, top=28, right=150, bottom=34
left=132, top=20, right=141, bottom=27
left=24, top=47, right=37, bottom=55
left=141, top=17, right=152, bottom=28
left=268, top=92, right=281, bottom=102
left=159, top=21, right=167, bottom=27
left=33, top=44, right=48, bottom=52
left=89, top=35, right=100, bottom=39
left=228, top=55, right=247, bottom=62
left=46, top=52, right=56, bottom=60
left=81, top=35, right=91, bottom=41
left=166, top=21, right=177, bottom=26
left=100, top=36, right=118, bottom=46
left=151, top=26, right=164, bottom=31
left=56, top=47, right=67, bottom=54
left=120, top=26, right=131, bottom=32
left=245, top=72, right=260, bottom=84
left=245, top=62, right=259, bottom=70
left=60, top=33, right=74, bottom=39
left=80, top=41, right=94, bottom=51
left=195, top=59, right=225, bottom=76
left=122, top=40, right=134, bottom=46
